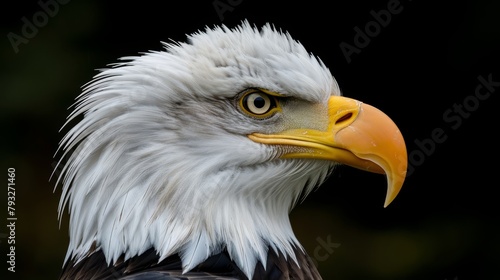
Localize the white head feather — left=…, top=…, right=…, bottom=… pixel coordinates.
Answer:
left=56, top=21, right=340, bottom=278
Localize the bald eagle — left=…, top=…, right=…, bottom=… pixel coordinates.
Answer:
left=54, top=21, right=407, bottom=280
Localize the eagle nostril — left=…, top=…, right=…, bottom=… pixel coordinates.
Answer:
left=335, top=112, right=353, bottom=125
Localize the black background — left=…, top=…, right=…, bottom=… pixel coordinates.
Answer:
left=1, top=0, right=499, bottom=279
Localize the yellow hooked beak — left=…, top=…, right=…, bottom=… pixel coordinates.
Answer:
left=248, top=96, right=407, bottom=207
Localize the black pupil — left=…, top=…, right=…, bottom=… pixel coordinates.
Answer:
left=253, top=96, right=266, bottom=108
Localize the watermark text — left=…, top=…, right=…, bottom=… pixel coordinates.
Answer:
left=6, top=168, right=16, bottom=273
left=7, top=0, right=71, bottom=53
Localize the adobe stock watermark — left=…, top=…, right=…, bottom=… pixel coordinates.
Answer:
left=6, top=168, right=17, bottom=273
left=406, top=73, right=498, bottom=177
left=310, top=235, right=341, bottom=267
left=7, top=0, right=71, bottom=54
left=339, top=0, right=412, bottom=64
left=212, top=0, right=243, bottom=21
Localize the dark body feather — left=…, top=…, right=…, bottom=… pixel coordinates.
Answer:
left=60, top=246, right=322, bottom=280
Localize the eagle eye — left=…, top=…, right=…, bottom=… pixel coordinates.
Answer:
left=239, top=90, right=280, bottom=119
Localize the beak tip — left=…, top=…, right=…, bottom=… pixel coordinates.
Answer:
left=383, top=173, right=406, bottom=208
left=383, top=193, right=397, bottom=208
left=383, top=197, right=394, bottom=208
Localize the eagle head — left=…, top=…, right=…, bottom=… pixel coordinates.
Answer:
left=55, top=21, right=407, bottom=279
